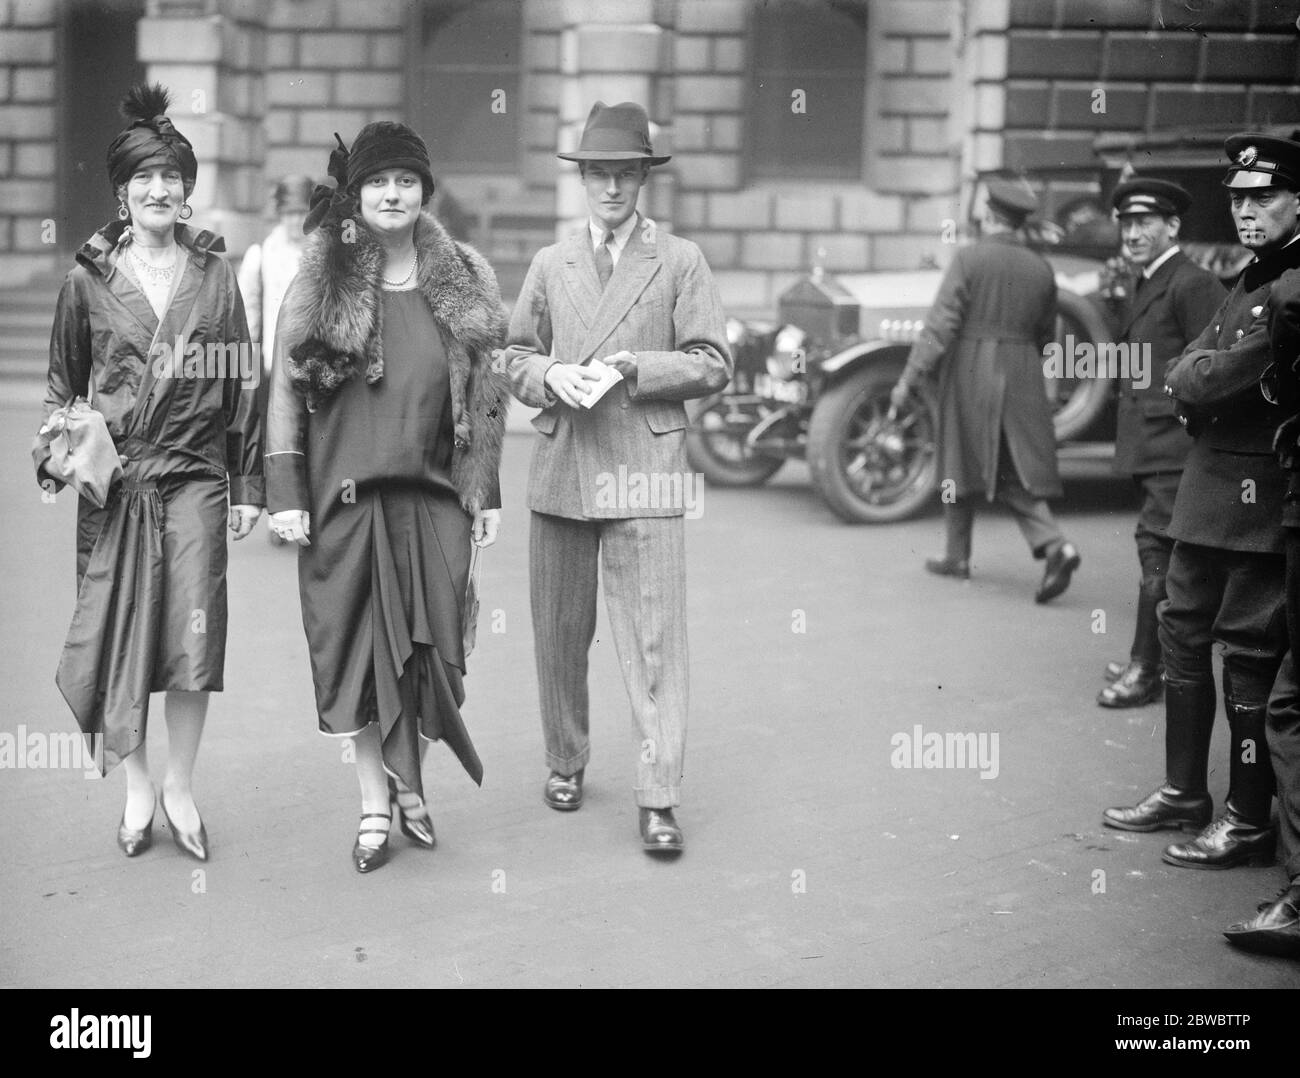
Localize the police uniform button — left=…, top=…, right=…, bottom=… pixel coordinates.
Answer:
left=1178, top=415, right=1188, bottom=426
left=1236, top=329, right=1244, bottom=339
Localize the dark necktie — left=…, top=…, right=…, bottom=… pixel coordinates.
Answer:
left=595, top=231, right=614, bottom=290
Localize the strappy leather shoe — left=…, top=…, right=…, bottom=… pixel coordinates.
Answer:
left=388, top=776, right=436, bottom=849
left=353, top=812, right=393, bottom=873
left=639, top=807, right=684, bottom=854
left=117, top=791, right=156, bottom=858
left=160, top=790, right=209, bottom=862
left=543, top=768, right=584, bottom=811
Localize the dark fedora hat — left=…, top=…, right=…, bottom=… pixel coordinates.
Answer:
left=557, top=101, right=670, bottom=166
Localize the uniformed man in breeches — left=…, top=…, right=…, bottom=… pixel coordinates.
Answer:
left=1104, top=133, right=1300, bottom=871
left=1098, top=180, right=1225, bottom=709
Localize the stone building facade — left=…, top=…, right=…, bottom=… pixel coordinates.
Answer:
left=1, top=0, right=1297, bottom=315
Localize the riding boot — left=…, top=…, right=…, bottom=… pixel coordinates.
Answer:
left=1098, top=586, right=1164, bottom=708
left=1103, top=677, right=1214, bottom=831
left=1164, top=695, right=1276, bottom=869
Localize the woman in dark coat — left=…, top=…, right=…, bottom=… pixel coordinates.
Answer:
left=266, top=122, right=508, bottom=873
left=35, top=84, right=264, bottom=860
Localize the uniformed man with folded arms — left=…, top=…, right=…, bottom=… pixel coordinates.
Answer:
left=1104, top=134, right=1300, bottom=874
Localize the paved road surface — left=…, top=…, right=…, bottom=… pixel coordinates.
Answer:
left=1, top=401, right=1296, bottom=988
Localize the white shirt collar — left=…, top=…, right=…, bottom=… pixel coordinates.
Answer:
left=589, top=212, right=639, bottom=264
left=1142, top=244, right=1180, bottom=278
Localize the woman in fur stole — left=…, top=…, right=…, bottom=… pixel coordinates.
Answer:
left=265, top=122, right=509, bottom=873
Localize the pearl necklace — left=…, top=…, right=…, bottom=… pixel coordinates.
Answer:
left=382, top=252, right=418, bottom=289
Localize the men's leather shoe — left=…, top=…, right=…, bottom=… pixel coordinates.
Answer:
left=1162, top=808, right=1276, bottom=870
left=639, top=808, right=683, bottom=854
left=1097, top=662, right=1163, bottom=708
left=1102, top=784, right=1212, bottom=832
left=1224, top=882, right=1300, bottom=958
left=543, top=768, right=584, bottom=811
left=1035, top=541, right=1080, bottom=603
left=924, top=556, right=970, bottom=580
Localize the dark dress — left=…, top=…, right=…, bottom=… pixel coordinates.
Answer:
left=296, top=287, right=480, bottom=797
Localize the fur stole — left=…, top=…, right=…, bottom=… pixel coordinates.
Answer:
left=280, top=210, right=510, bottom=514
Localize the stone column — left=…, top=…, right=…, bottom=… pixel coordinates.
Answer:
left=137, top=0, right=266, bottom=255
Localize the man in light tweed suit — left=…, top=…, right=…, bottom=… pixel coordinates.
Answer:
left=503, top=102, right=731, bottom=854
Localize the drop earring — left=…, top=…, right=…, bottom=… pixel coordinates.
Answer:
left=117, top=201, right=129, bottom=221
left=179, top=203, right=193, bottom=220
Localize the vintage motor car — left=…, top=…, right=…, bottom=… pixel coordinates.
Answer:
left=687, top=131, right=1254, bottom=523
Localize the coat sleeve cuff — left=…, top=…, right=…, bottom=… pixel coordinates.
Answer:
left=229, top=475, right=265, bottom=507
left=265, top=452, right=309, bottom=514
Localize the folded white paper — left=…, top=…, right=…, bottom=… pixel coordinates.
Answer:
left=580, top=358, right=624, bottom=408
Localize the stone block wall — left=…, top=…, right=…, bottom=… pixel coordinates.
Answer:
left=0, top=0, right=59, bottom=282
left=981, top=0, right=1300, bottom=174
left=138, top=0, right=268, bottom=253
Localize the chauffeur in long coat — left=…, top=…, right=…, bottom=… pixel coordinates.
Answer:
left=891, top=177, right=1081, bottom=603
left=503, top=102, right=731, bottom=854
left=1098, top=180, right=1225, bottom=709
left=1105, top=134, right=1300, bottom=872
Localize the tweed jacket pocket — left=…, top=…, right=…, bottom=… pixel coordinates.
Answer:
left=644, top=402, right=687, bottom=433
left=532, top=408, right=559, bottom=435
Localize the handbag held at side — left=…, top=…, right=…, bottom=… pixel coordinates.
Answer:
left=35, top=397, right=123, bottom=508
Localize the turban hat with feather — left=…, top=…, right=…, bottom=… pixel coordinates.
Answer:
left=105, top=83, right=198, bottom=192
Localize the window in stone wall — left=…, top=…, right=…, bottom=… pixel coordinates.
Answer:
left=747, top=0, right=868, bottom=180
left=410, top=0, right=522, bottom=171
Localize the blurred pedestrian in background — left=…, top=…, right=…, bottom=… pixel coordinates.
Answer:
left=237, top=175, right=312, bottom=418
left=34, top=82, right=263, bottom=862
left=265, top=121, right=508, bottom=874
left=238, top=175, right=312, bottom=545
left=1098, top=179, right=1225, bottom=709
left=891, top=177, right=1081, bottom=603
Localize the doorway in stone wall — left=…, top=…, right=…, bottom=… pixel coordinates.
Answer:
left=58, top=0, right=145, bottom=256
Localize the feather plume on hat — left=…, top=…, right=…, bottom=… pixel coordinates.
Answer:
left=106, top=81, right=197, bottom=190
